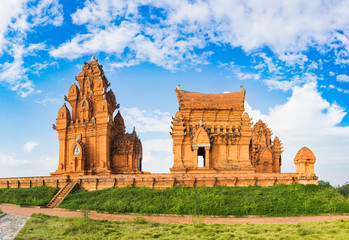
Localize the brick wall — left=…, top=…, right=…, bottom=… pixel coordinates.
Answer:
left=0, top=173, right=317, bottom=191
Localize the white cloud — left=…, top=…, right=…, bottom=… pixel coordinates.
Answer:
left=30, top=61, right=58, bottom=75
left=118, top=106, right=174, bottom=172
left=265, top=78, right=297, bottom=91
left=51, top=22, right=141, bottom=60
left=142, top=138, right=173, bottom=173
left=37, top=154, right=58, bottom=173
left=23, top=141, right=40, bottom=152
left=0, top=152, right=29, bottom=166
left=50, top=0, right=349, bottom=70
left=279, top=53, right=308, bottom=66
left=0, top=0, right=63, bottom=97
left=0, top=43, right=47, bottom=97
left=51, top=19, right=211, bottom=70
left=120, top=107, right=172, bottom=133
left=0, top=152, right=58, bottom=177
left=222, top=62, right=260, bottom=81
left=336, top=74, right=349, bottom=82
left=35, top=96, right=60, bottom=105
left=335, top=49, right=349, bottom=65
left=319, top=84, right=349, bottom=94
left=28, top=0, right=63, bottom=27
left=71, top=0, right=129, bottom=29
left=143, top=139, right=172, bottom=153
left=119, top=106, right=174, bottom=172
left=108, top=59, right=140, bottom=69
left=245, top=82, right=349, bottom=184
left=255, top=52, right=280, bottom=73
left=264, top=73, right=319, bottom=91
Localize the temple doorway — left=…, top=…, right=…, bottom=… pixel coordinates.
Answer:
left=198, top=147, right=205, bottom=167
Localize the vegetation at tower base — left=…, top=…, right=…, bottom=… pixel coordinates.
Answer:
left=318, top=180, right=349, bottom=198
left=0, top=187, right=58, bottom=206
left=337, top=182, right=349, bottom=198
left=59, top=185, right=349, bottom=217
left=16, top=214, right=349, bottom=240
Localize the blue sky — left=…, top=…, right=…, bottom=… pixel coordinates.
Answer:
left=0, top=0, right=348, bottom=185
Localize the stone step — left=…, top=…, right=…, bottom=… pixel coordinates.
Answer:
left=46, top=182, right=77, bottom=208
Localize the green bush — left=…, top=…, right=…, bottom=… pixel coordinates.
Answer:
left=0, top=186, right=59, bottom=206
left=336, top=182, right=349, bottom=198
left=318, top=180, right=349, bottom=199
left=318, top=180, right=332, bottom=188
left=59, top=184, right=349, bottom=217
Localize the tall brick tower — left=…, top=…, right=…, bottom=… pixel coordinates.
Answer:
left=51, top=57, right=142, bottom=176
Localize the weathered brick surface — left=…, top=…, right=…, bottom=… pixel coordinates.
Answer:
left=51, top=57, right=142, bottom=177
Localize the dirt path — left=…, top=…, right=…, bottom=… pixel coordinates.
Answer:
left=0, top=204, right=348, bottom=225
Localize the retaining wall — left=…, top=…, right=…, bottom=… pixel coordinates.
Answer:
left=0, top=173, right=317, bottom=191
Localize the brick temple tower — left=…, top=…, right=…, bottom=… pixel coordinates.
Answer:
left=170, top=85, right=284, bottom=174
left=51, top=57, right=142, bottom=176
left=170, top=85, right=255, bottom=173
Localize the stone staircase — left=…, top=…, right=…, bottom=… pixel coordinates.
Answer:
left=46, top=181, right=77, bottom=208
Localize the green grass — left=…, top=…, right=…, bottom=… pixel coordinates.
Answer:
left=16, top=213, right=349, bottom=240
left=59, top=185, right=349, bottom=217
left=0, top=186, right=59, bottom=206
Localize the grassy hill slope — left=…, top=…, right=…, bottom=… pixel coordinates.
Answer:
left=0, top=186, right=58, bottom=206
left=59, top=185, right=349, bottom=217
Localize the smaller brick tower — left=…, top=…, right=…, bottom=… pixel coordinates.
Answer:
left=250, top=120, right=283, bottom=173
left=51, top=57, right=142, bottom=176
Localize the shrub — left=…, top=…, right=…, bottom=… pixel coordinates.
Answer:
left=336, top=182, right=349, bottom=198
left=318, top=180, right=332, bottom=188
